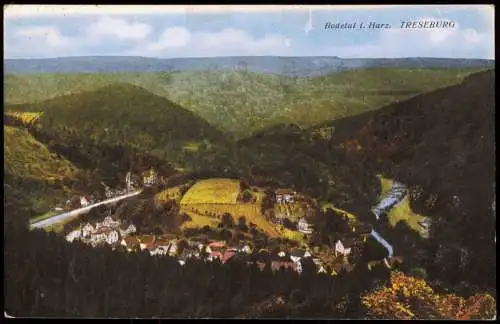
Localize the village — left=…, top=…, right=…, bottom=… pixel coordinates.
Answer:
left=53, top=168, right=161, bottom=213
left=56, top=168, right=389, bottom=277
left=64, top=212, right=360, bottom=276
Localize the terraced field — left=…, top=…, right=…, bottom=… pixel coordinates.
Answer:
left=180, top=178, right=241, bottom=205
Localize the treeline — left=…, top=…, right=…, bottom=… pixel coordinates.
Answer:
left=4, top=212, right=390, bottom=318
left=28, top=126, right=177, bottom=187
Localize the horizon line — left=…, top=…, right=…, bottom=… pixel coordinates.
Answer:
left=4, top=55, right=495, bottom=61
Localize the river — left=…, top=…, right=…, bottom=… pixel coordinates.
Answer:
left=370, top=180, right=408, bottom=260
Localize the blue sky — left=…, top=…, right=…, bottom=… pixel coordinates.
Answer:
left=4, top=5, right=495, bottom=59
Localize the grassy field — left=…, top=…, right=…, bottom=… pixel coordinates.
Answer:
left=386, top=196, right=426, bottom=236
left=182, top=203, right=280, bottom=237
left=180, top=178, right=241, bottom=205
left=183, top=142, right=201, bottom=153
left=280, top=228, right=308, bottom=246
left=4, top=68, right=484, bottom=138
left=377, top=174, right=393, bottom=199
left=180, top=209, right=219, bottom=230
left=44, top=214, right=80, bottom=233
left=155, top=185, right=185, bottom=204
left=376, top=176, right=427, bottom=237
left=5, top=111, right=43, bottom=125
left=322, top=202, right=358, bottom=223
left=29, top=210, right=59, bottom=225
left=275, top=203, right=312, bottom=222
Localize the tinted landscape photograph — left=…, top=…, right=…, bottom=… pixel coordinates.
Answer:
left=3, top=4, right=496, bottom=319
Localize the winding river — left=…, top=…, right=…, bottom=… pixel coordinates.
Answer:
left=370, top=180, right=408, bottom=260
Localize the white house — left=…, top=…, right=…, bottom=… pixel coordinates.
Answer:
left=82, top=223, right=94, bottom=238
left=278, top=251, right=286, bottom=258
left=143, top=168, right=159, bottom=186
left=297, top=218, right=313, bottom=234
left=318, top=265, right=327, bottom=274
left=91, top=232, right=107, bottom=244
left=168, top=242, right=178, bottom=255
left=105, top=231, right=119, bottom=245
left=275, top=189, right=295, bottom=204
left=102, top=216, right=121, bottom=229
left=80, top=196, right=90, bottom=207
left=303, top=250, right=312, bottom=258
left=119, top=224, right=137, bottom=237
left=335, top=240, right=351, bottom=257
left=240, top=245, right=251, bottom=254
left=65, top=230, right=81, bottom=243
left=150, top=246, right=169, bottom=256
left=290, top=255, right=302, bottom=263
left=293, top=260, right=303, bottom=274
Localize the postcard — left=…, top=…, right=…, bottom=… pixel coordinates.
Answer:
left=3, top=4, right=496, bottom=320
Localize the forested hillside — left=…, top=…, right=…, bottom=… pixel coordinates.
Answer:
left=4, top=68, right=484, bottom=138
left=5, top=83, right=226, bottom=165
left=4, top=126, right=79, bottom=218
left=308, top=69, right=496, bottom=291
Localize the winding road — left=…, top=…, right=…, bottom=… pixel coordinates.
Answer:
left=30, top=190, right=142, bottom=230
left=370, top=181, right=408, bottom=259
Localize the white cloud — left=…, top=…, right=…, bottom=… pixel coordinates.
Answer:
left=86, top=16, right=152, bottom=40
left=15, top=26, right=73, bottom=48
left=132, top=27, right=292, bottom=57
left=4, top=4, right=401, bottom=19
left=5, top=17, right=154, bottom=58
left=146, top=27, right=191, bottom=51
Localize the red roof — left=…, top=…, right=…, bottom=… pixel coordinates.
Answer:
left=271, top=261, right=297, bottom=272
left=221, top=251, right=235, bottom=264
left=123, top=236, right=140, bottom=246
left=139, top=235, right=156, bottom=245
left=210, top=251, right=223, bottom=259
left=208, top=241, right=226, bottom=248
left=255, top=261, right=266, bottom=271
left=275, top=189, right=295, bottom=195
left=94, top=227, right=113, bottom=235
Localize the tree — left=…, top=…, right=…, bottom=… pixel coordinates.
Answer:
left=237, top=216, right=248, bottom=232
left=241, top=190, right=253, bottom=203
left=177, top=239, right=189, bottom=255
left=361, top=271, right=497, bottom=320
left=283, top=218, right=296, bottom=230
left=221, top=213, right=234, bottom=228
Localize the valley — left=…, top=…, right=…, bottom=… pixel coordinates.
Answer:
left=4, top=62, right=495, bottom=319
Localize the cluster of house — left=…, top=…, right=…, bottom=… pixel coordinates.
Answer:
left=116, top=235, right=331, bottom=275
left=272, top=214, right=314, bottom=235
left=105, top=188, right=131, bottom=199
left=119, top=236, right=252, bottom=266
left=143, top=168, right=161, bottom=187
left=65, top=216, right=137, bottom=247
left=271, top=189, right=314, bottom=234
left=250, top=249, right=330, bottom=275
left=275, top=189, right=296, bottom=204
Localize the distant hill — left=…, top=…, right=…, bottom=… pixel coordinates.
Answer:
left=4, top=68, right=486, bottom=138
left=5, top=83, right=226, bottom=156
left=4, top=56, right=494, bottom=76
